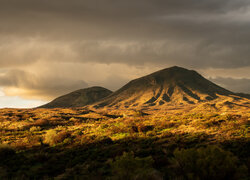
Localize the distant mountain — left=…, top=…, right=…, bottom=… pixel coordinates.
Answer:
left=39, top=86, right=112, bottom=108
left=93, top=66, right=239, bottom=109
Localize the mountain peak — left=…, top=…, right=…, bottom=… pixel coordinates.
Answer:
left=163, top=66, right=188, bottom=70
left=93, top=66, right=233, bottom=109
left=134, top=66, right=202, bottom=88
left=157, top=66, right=192, bottom=72
left=149, top=66, right=198, bottom=77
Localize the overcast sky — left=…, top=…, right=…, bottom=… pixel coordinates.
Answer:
left=0, top=0, right=250, bottom=108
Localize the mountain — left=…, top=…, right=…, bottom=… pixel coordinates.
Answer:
left=39, top=86, right=112, bottom=108
left=93, top=66, right=243, bottom=109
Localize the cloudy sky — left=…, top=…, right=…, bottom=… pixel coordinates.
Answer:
left=0, top=0, right=250, bottom=108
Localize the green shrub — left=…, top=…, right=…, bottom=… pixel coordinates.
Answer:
left=109, top=152, right=162, bottom=180
left=44, top=129, right=71, bottom=146
left=168, top=145, right=248, bottom=180
left=29, top=126, right=41, bottom=132
left=44, top=129, right=57, bottom=145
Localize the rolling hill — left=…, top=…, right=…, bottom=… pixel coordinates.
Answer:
left=39, top=86, right=112, bottom=108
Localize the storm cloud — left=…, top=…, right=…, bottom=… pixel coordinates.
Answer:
left=0, top=0, right=249, bottom=102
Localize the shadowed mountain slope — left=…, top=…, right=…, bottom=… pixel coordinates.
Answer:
left=39, top=86, right=112, bottom=108
left=93, top=66, right=241, bottom=109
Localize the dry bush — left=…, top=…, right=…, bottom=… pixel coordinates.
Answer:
left=25, top=134, right=43, bottom=147
left=54, top=130, right=71, bottom=144
left=32, top=119, right=50, bottom=126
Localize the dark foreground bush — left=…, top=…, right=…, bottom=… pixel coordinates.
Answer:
left=109, top=152, right=163, bottom=180
left=168, top=145, right=248, bottom=180
left=0, top=166, right=8, bottom=179
left=0, top=144, right=15, bottom=161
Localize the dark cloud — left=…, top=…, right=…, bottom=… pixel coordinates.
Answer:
left=209, top=77, right=250, bottom=94
left=0, top=0, right=250, bottom=68
left=0, top=0, right=249, bottom=68
left=0, top=0, right=250, bottom=101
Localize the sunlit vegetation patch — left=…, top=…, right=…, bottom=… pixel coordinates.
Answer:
left=0, top=108, right=249, bottom=179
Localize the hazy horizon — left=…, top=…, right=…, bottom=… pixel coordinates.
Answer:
left=0, top=0, right=250, bottom=108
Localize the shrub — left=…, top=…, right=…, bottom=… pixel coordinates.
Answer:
left=44, top=129, right=57, bottom=145
left=32, top=119, right=49, bottom=126
left=25, top=133, right=42, bottom=146
left=44, top=129, right=71, bottom=146
left=29, top=126, right=41, bottom=132
left=168, top=145, right=248, bottom=180
left=54, top=130, right=71, bottom=144
left=109, top=152, right=162, bottom=180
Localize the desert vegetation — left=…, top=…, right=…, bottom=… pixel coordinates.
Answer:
left=0, top=107, right=249, bottom=179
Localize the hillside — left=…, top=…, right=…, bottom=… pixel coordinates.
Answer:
left=93, top=66, right=245, bottom=109
left=39, top=86, right=112, bottom=108
left=0, top=105, right=249, bottom=179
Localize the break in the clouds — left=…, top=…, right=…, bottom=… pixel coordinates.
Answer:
left=0, top=0, right=250, bottom=104
left=210, top=77, right=250, bottom=94
left=0, top=69, right=88, bottom=100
